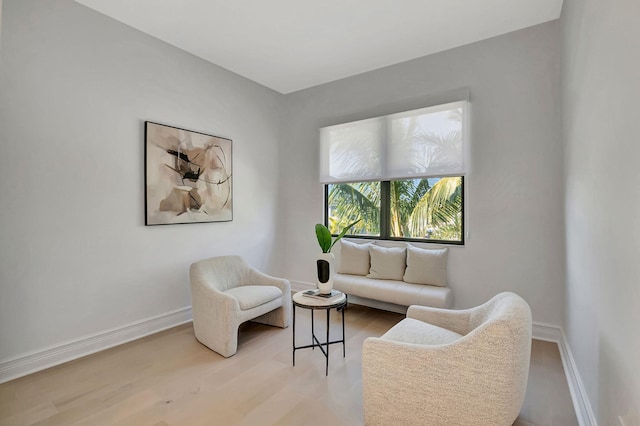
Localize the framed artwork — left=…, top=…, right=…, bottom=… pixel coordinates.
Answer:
left=145, top=121, right=232, bottom=225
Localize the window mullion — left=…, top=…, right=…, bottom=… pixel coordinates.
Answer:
left=323, top=184, right=330, bottom=229
left=380, top=181, right=391, bottom=239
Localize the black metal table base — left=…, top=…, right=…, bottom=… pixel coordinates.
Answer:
left=292, top=299, right=346, bottom=376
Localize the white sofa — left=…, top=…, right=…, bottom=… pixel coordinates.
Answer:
left=333, top=240, right=453, bottom=310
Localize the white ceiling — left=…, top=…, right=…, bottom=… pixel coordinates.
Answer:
left=75, top=0, right=563, bottom=94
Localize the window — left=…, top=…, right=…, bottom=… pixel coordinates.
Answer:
left=320, top=101, right=468, bottom=244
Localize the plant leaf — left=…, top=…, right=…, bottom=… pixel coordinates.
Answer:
left=315, top=223, right=332, bottom=253
left=329, top=219, right=361, bottom=252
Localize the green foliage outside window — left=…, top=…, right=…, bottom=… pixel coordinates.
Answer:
left=327, top=177, right=463, bottom=243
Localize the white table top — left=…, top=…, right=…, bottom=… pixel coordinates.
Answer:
left=292, top=290, right=347, bottom=308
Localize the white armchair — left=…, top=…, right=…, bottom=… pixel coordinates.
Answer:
left=189, top=255, right=291, bottom=357
left=362, top=292, right=532, bottom=426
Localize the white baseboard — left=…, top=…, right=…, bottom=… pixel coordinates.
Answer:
left=532, top=322, right=597, bottom=426
left=0, top=307, right=192, bottom=384
left=531, top=321, right=562, bottom=342
left=557, top=329, right=598, bottom=426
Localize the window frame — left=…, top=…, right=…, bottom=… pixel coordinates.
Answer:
left=324, top=176, right=465, bottom=245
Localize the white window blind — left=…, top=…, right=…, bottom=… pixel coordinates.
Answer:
left=319, top=100, right=469, bottom=183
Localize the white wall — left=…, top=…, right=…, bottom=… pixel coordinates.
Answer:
left=278, top=21, right=566, bottom=325
left=0, top=0, right=284, bottom=361
left=562, top=0, right=640, bottom=423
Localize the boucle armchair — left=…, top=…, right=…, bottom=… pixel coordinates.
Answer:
left=189, top=255, right=291, bottom=357
left=362, top=292, right=532, bottom=426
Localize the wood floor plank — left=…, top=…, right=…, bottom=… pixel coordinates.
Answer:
left=0, top=304, right=578, bottom=425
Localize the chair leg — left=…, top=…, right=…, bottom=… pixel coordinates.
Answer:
left=195, top=321, right=239, bottom=358
left=221, top=326, right=239, bottom=358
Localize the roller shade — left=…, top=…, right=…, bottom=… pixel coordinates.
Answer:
left=320, top=100, right=469, bottom=183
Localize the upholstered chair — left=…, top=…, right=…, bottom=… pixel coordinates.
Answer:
left=362, top=292, right=532, bottom=426
left=189, top=255, right=291, bottom=357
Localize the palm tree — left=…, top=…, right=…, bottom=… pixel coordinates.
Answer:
left=389, top=179, right=430, bottom=237
left=406, top=176, right=462, bottom=240
left=328, top=176, right=462, bottom=241
left=328, top=182, right=380, bottom=235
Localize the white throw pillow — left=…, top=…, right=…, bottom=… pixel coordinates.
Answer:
left=403, top=245, right=448, bottom=287
left=367, top=245, right=406, bottom=280
left=337, top=239, right=370, bottom=276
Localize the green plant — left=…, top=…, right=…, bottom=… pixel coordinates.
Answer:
left=315, top=219, right=361, bottom=253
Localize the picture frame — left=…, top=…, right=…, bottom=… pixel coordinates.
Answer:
left=144, top=121, right=233, bottom=225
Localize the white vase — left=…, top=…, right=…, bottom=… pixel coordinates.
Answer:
left=316, top=252, right=335, bottom=294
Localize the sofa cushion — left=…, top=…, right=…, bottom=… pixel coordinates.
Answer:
left=224, top=285, right=282, bottom=310
left=337, top=239, right=370, bottom=276
left=334, top=273, right=452, bottom=308
left=367, top=245, right=406, bottom=280
left=381, top=318, right=462, bottom=345
left=403, top=245, right=448, bottom=287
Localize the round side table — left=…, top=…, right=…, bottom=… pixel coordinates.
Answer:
left=292, top=290, right=347, bottom=376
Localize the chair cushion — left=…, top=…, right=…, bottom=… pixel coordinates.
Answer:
left=403, top=245, right=448, bottom=287
left=337, top=239, right=371, bottom=276
left=367, top=245, right=406, bottom=280
left=224, top=285, right=283, bottom=310
left=381, top=318, right=462, bottom=345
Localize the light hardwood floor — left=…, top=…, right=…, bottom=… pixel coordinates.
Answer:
left=0, top=304, right=578, bottom=425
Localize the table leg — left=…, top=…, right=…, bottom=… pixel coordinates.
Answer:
left=292, top=303, right=296, bottom=366
left=325, top=308, right=330, bottom=376
left=311, top=309, right=314, bottom=350
left=342, top=305, right=346, bottom=357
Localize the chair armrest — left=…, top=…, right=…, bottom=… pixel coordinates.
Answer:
left=362, top=334, right=526, bottom=425
left=244, top=267, right=291, bottom=294
left=191, top=277, right=240, bottom=312
left=407, top=305, right=473, bottom=336
left=362, top=337, right=468, bottom=425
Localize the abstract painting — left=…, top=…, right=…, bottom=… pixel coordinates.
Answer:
left=145, top=121, right=232, bottom=225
